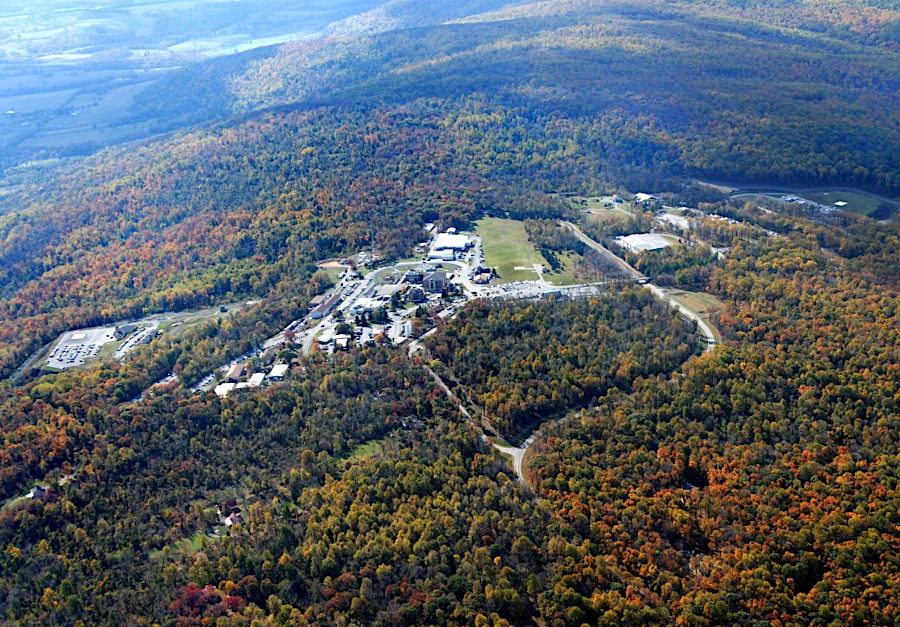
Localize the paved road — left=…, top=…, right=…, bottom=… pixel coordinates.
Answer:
left=409, top=226, right=719, bottom=483
left=411, top=331, right=538, bottom=483
left=560, top=220, right=642, bottom=280
left=562, top=220, right=716, bottom=352
left=717, top=183, right=900, bottom=208
left=493, top=436, right=535, bottom=482
left=644, top=284, right=716, bottom=353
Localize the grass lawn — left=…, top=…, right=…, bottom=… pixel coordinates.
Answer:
left=660, top=234, right=683, bottom=245
left=339, top=437, right=388, bottom=463
left=150, top=530, right=215, bottom=560
left=545, top=252, right=580, bottom=285
left=476, top=218, right=546, bottom=283
left=801, top=191, right=884, bottom=216
left=584, top=208, right=632, bottom=223
left=476, top=218, right=580, bottom=285
left=321, top=266, right=346, bottom=282
left=96, top=338, right=124, bottom=360
left=1, top=481, right=39, bottom=513
left=568, top=196, right=635, bottom=222
left=669, top=290, right=725, bottom=342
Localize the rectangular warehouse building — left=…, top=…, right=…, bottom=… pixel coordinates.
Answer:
left=431, top=233, right=472, bottom=251
left=613, top=233, right=673, bottom=253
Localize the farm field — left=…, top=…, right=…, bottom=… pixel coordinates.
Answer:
left=0, top=0, right=381, bottom=171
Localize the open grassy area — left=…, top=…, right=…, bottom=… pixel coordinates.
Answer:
left=584, top=208, right=633, bottom=223
left=568, top=195, right=634, bottom=222
left=150, top=530, right=215, bottom=560
left=546, top=251, right=580, bottom=286
left=476, top=218, right=580, bottom=285
left=321, top=266, right=346, bottom=282
left=801, top=191, right=884, bottom=216
left=1, top=481, right=39, bottom=513
left=660, top=234, right=683, bottom=245
left=96, top=338, right=125, bottom=360
left=340, top=438, right=388, bottom=463
left=476, top=218, right=547, bottom=282
left=669, top=290, right=725, bottom=342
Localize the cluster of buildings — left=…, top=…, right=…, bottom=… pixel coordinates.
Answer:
left=310, top=290, right=343, bottom=320
left=348, top=267, right=451, bottom=317
left=402, top=267, right=452, bottom=295
left=471, top=266, right=493, bottom=284
left=427, top=228, right=473, bottom=262
left=216, top=499, right=244, bottom=529
left=214, top=361, right=289, bottom=398
left=633, top=192, right=659, bottom=206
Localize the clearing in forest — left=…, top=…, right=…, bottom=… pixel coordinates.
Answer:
left=475, top=217, right=578, bottom=284
left=668, top=290, right=725, bottom=341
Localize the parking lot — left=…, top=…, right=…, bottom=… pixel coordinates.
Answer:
left=46, top=327, right=117, bottom=369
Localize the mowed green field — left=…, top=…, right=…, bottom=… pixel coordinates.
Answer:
left=802, top=191, right=884, bottom=216
left=669, top=290, right=725, bottom=342
left=475, top=217, right=578, bottom=285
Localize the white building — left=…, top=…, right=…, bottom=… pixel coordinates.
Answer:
left=431, top=233, right=472, bottom=251
left=657, top=213, right=690, bottom=230
left=268, top=364, right=289, bottom=379
left=614, top=233, right=673, bottom=253
left=247, top=373, right=266, bottom=387
left=428, top=250, right=456, bottom=262
left=215, top=382, right=236, bottom=398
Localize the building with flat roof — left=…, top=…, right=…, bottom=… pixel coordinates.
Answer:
left=247, top=372, right=266, bottom=387
left=613, top=233, right=673, bottom=253
left=268, top=364, right=289, bottom=379
left=215, top=382, right=236, bottom=398
left=657, top=213, right=690, bottom=230
left=428, top=249, right=456, bottom=262
left=376, top=284, right=404, bottom=298
left=431, top=233, right=472, bottom=251
left=634, top=192, right=657, bottom=203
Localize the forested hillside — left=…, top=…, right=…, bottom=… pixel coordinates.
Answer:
left=3, top=206, right=900, bottom=625
left=2, top=0, right=900, bottom=381
left=425, top=294, right=698, bottom=436
left=1, top=0, right=900, bottom=625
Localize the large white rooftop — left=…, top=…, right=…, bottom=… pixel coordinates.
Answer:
left=657, top=213, right=690, bottom=230
left=431, top=233, right=471, bottom=250
left=215, top=382, right=236, bottom=398
left=614, top=233, right=674, bottom=253
left=248, top=373, right=266, bottom=387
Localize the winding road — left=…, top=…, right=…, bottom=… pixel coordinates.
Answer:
left=464, top=224, right=718, bottom=482
left=562, top=221, right=716, bottom=352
